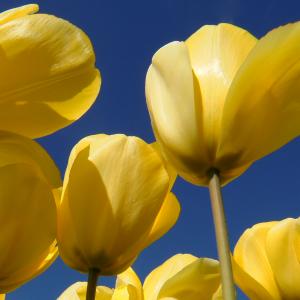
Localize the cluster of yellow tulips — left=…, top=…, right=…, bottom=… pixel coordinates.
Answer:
left=1, top=3, right=300, bottom=300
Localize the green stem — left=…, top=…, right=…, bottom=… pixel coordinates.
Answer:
left=86, top=268, right=99, bottom=300
left=208, top=170, right=236, bottom=300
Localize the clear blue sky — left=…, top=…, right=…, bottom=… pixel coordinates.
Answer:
left=2, top=0, right=300, bottom=299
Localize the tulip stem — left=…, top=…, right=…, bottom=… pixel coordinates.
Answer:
left=86, top=268, right=99, bottom=300
left=208, top=170, right=236, bottom=300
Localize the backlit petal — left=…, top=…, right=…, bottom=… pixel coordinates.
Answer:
left=142, top=193, right=180, bottom=248
left=146, top=41, right=208, bottom=185
left=220, top=22, right=300, bottom=168
left=0, top=13, right=100, bottom=138
left=0, top=4, right=38, bottom=25
left=186, top=23, right=256, bottom=159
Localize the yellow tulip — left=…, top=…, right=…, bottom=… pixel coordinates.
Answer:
left=0, top=131, right=61, bottom=293
left=58, top=254, right=222, bottom=300
left=0, top=4, right=101, bottom=138
left=146, top=22, right=300, bottom=186
left=233, top=218, right=300, bottom=300
left=57, top=134, right=180, bottom=275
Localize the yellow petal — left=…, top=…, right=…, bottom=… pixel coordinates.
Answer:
left=0, top=163, right=57, bottom=292
left=144, top=254, right=220, bottom=300
left=220, top=22, right=300, bottom=168
left=0, top=12, right=100, bottom=138
left=0, top=131, right=61, bottom=188
left=58, top=282, right=113, bottom=300
left=266, top=218, right=300, bottom=298
left=186, top=23, right=257, bottom=160
left=114, top=268, right=143, bottom=300
left=0, top=4, right=39, bottom=25
left=58, top=134, right=170, bottom=275
left=142, top=192, right=180, bottom=249
left=233, top=222, right=281, bottom=300
left=151, top=142, right=177, bottom=189
left=0, top=295, right=5, bottom=300
left=146, top=41, right=209, bottom=185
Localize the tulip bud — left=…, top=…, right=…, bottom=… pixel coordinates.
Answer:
left=0, top=131, right=61, bottom=293
left=57, top=134, right=180, bottom=275
left=0, top=4, right=100, bottom=138
left=233, top=218, right=300, bottom=300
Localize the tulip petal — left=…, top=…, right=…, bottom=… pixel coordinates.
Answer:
left=233, top=222, right=281, bottom=300
left=186, top=23, right=257, bottom=158
left=0, top=163, right=57, bottom=292
left=0, top=4, right=39, bottom=25
left=151, top=142, right=177, bottom=189
left=142, top=192, right=180, bottom=248
left=58, top=144, right=114, bottom=272
left=144, top=254, right=220, bottom=300
left=266, top=218, right=300, bottom=298
left=146, top=41, right=211, bottom=185
left=114, top=268, right=143, bottom=300
left=57, top=282, right=113, bottom=300
left=158, top=258, right=220, bottom=300
left=220, top=22, right=300, bottom=167
left=0, top=13, right=100, bottom=138
left=0, top=131, right=61, bottom=188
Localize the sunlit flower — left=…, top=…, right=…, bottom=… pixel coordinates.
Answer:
left=0, top=4, right=100, bottom=138
left=233, top=218, right=300, bottom=300
left=146, top=22, right=300, bottom=186
left=0, top=131, right=61, bottom=293
left=58, top=254, right=222, bottom=299
left=57, top=134, right=180, bottom=275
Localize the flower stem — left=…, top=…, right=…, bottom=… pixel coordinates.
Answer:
left=86, top=268, right=99, bottom=300
left=208, top=170, right=236, bottom=300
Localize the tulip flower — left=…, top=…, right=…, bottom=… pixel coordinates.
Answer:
left=0, top=4, right=101, bottom=138
left=233, top=218, right=300, bottom=300
left=58, top=254, right=222, bottom=300
left=146, top=22, right=300, bottom=299
left=57, top=134, right=180, bottom=299
left=0, top=131, right=61, bottom=293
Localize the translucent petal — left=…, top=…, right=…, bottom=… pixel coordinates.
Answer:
left=186, top=23, right=256, bottom=159
left=220, top=22, right=300, bottom=168
left=146, top=41, right=209, bottom=185
left=0, top=4, right=39, bottom=25
left=0, top=13, right=100, bottom=138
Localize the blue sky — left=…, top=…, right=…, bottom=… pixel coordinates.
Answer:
left=2, top=0, right=300, bottom=299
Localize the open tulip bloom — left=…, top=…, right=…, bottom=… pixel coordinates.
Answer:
left=146, top=22, right=300, bottom=299
left=57, top=134, right=180, bottom=299
left=0, top=4, right=101, bottom=138
left=58, top=254, right=222, bottom=300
